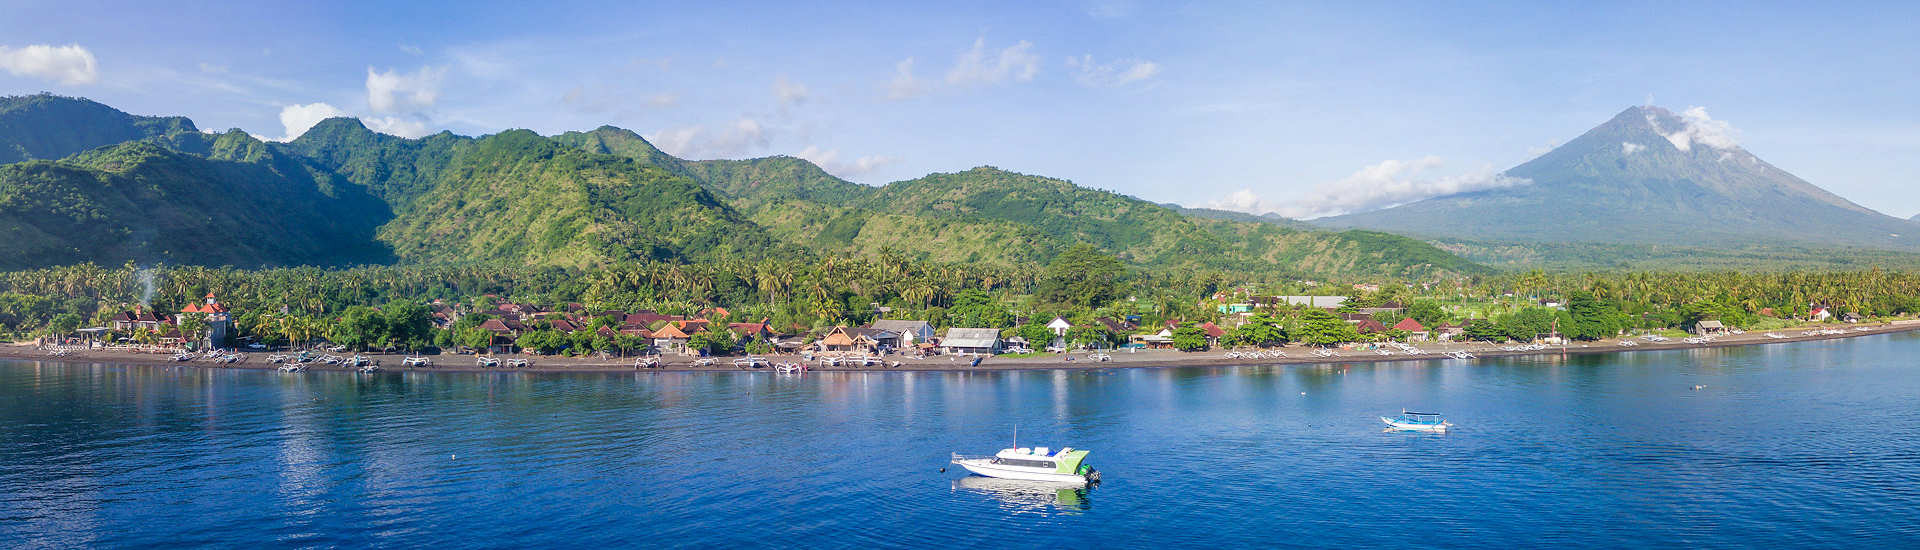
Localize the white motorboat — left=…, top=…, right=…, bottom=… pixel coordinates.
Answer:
left=952, top=446, right=1099, bottom=484
left=1381, top=410, right=1452, bottom=432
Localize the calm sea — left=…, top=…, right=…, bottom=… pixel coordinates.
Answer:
left=5, top=334, right=1920, bottom=548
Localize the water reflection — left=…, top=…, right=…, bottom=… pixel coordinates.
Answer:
left=951, top=476, right=1092, bottom=512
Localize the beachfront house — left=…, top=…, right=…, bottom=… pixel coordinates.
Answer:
left=867, top=320, right=935, bottom=347
left=942, top=328, right=1002, bottom=355
left=1693, top=320, right=1729, bottom=336
left=817, top=326, right=897, bottom=353
left=1391, top=318, right=1429, bottom=341
left=1046, top=317, right=1073, bottom=351
left=176, top=293, right=234, bottom=348
left=1809, top=306, right=1832, bottom=322
left=1198, top=322, right=1227, bottom=347
left=1355, top=319, right=1388, bottom=335
left=1436, top=322, right=1465, bottom=341
left=651, top=323, right=693, bottom=355
left=108, top=306, right=171, bottom=332
left=727, top=321, right=774, bottom=343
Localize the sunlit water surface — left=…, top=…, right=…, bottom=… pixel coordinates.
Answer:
left=5, top=334, right=1920, bottom=548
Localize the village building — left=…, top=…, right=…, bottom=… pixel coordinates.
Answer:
left=1355, top=319, right=1389, bottom=334
left=1694, top=320, right=1729, bottom=336
left=727, top=322, right=774, bottom=342
left=1093, top=316, right=1135, bottom=333
left=176, top=292, right=234, bottom=347
left=1357, top=301, right=1406, bottom=316
left=942, top=328, right=1002, bottom=355
left=1809, top=306, right=1832, bottom=322
left=651, top=323, right=693, bottom=355
left=108, top=306, right=171, bottom=332
left=1199, top=322, right=1226, bottom=347
left=1392, top=318, right=1429, bottom=341
left=816, top=326, right=896, bottom=353
left=867, top=320, right=935, bottom=347
left=1045, top=317, right=1073, bottom=351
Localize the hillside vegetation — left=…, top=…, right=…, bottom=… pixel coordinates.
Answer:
left=0, top=95, right=1483, bottom=279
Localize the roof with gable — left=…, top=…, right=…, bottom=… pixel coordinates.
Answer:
left=1356, top=319, right=1388, bottom=333
left=1392, top=318, right=1427, bottom=332
left=1199, top=322, right=1226, bottom=338
left=943, top=328, right=1001, bottom=349
left=651, top=323, right=690, bottom=339
left=727, top=322, right=771, bottom=336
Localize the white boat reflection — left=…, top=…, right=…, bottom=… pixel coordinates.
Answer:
left=951, top=475, right=1092, bottom=512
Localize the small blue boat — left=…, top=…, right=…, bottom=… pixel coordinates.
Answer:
left=1381, top=410, right=1452, bottom=432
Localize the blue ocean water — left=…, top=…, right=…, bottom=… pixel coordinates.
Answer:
left=4, top=334, right=1920, bottom=548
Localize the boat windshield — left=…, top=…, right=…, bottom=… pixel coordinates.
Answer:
left=1396, top=413, right=1445, bottom=423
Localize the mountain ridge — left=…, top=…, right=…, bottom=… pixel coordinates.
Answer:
left=0, top=95, right=1484, bottom=278
left=1314, top=105, right=1919, bottom=251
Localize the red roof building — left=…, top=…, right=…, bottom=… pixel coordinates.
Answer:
left=1392, top=318, right=1426, bottom=332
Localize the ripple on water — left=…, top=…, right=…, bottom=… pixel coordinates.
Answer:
left=4, top=335, right=1920, bottom=547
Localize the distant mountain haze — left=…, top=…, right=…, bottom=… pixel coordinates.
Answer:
left=1314, top=106, right=1920, bottom=250
left=0, top=94, right=1480, bottom=278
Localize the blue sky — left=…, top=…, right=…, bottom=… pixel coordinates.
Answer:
left=3, top=1, right=1916, bottom=217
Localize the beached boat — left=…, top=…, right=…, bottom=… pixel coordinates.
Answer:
left=1381, top=411, right=1452, bottom=432
left=951, top=446, right=1100, bottom=484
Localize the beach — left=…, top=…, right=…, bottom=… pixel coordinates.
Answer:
left=9, top=320, right=1917, bottom=374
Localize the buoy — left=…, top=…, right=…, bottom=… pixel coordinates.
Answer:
left=939, top=467, right=946, bottom=473
left=451, top=454, right=457, bottom=459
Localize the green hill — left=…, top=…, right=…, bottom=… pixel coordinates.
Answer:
left=0, top=96, right=1484, bottom=279
left=0, top=94, right=196, bottom=164
left=0, top=132, right=392, bottom=269
left=369, top=130, right=775, bottom=266
left=573, top=141, right=1486, bottom=277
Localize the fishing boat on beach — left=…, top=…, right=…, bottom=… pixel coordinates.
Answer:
left=952, top=433, right=1100, bottom=484
left=1381, top=410, right=1452, bottom=432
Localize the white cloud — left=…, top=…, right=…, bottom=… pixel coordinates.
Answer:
left=365, top=65, right=447, bottom=112
left=1621, top=141, right=1646, bottom=155
left=363, top=116, right=431, bottom=138
left=1065, top=55, right=1160, bottom=87
left=945, top=37, right=1039, bottom=86
left=276, top=102, right=434, bottom=140
left=276, top=102, right=350, bottom=141
left=795, top=146, right=895, bottom=179
left=0, top=44, right=98, bottom=85
left=398, top=43, right=424, bottom=56
left=886, top=57, right=930, bottom=100
left=1646, top=106, right=1739, bottom=152
left=1212, top=157, right=1533, bottom=219
left=773, top=75, right=809, bottom=106
left=644, top=117, right=770, bottom=159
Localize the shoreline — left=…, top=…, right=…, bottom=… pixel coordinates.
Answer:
left=8, top=321, right=1917, bottom=374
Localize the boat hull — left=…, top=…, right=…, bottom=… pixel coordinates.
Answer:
left=1381, top=417, right=1450, bottom=432
left=953, top=459, right=1091, bottom=484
